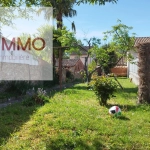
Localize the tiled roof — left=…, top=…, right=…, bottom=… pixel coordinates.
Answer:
left=55, top=59, right=79, bottom=67
left=134, top=37, right=150, bottom=46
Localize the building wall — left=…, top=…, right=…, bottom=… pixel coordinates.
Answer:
left=0, top=36, right=52, bottom=80
left=70, top=54, right=93, bottom=65
left=128, top=59, right=139, bottom=85
left=74, top=60, right=84, bottom=79
left=63, top=59, right=84, bottom=80
left=0, top=62, right=42, bottom=80
left=111, top=66, right=127, bottom=77
left=128, top=51, right=139, bottom=85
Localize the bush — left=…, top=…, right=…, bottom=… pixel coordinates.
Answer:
left=22, top=88, right=49, bottom=106
left=90, top=76, right=118, bottom=106
left=22, top=96, right=36, bottom=106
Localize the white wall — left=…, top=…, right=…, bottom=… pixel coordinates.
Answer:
left=128, top=51, right=139, bottom=85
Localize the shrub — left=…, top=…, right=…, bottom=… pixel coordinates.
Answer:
left=22, top=88, right=49, bottom=106
left=90, top=76, right=118, bottom=106
left=22, top=96, right=36, bottom=106
left=34, top=88, right=49, bottom=105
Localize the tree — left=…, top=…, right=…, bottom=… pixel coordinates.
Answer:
left=38, top=0, right=77, bottom=30
left=80, top=37, right=101, bottom=83
left=26, top=0, right=118, bottom=7
left=34, top=25, right=78, bottom=64
left=37, top=0, right=77, bottom=88
left=0, top=7, right=36, bottom=29
left=103, top=19, right=135, bottom=63
left=83, top=20, right=135, bottom=83
left=76, top=0, right=118, bottom=5
left=90, top=43, right=118, bottom=74
left=0, top=0, right=17, bottom=6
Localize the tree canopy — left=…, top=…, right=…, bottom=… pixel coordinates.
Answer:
left=80, top=20, right=136, bottom=83
left=76, top=0, right=118, bottom=5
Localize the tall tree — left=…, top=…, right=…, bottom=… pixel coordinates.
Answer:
left=39, top=0, right=77, bottom=87
left=82, top=20, right=135, bottom=83
left=76, top=0, right=118, bottom=5
left=38, top=0, right=77, bottom=30
left=81, top=37, right=101, bottom=83
left=103, top=19, right=135, bottom=63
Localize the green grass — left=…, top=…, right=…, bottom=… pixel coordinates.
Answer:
left=0, top=78, right=150, bottom=149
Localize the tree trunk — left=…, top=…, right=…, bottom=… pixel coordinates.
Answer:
left=100, top=97, right=107, bottom=106
left=56, top=13, right=63, bottom=29
left=57, top=13, right=63, bottom=89
left=84, top=56, right=89, bottom=83
left=59, top=48, right=62, bottom=89
left=137, top=43, right=150, bottom=104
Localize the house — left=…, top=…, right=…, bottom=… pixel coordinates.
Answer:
left=0, top=34, right=52, bottom=80
left=70, top=46, right=93, bottom=65
left=55, top=58, right=84, bottom=82
left=128, top=37, right=150, bottom=85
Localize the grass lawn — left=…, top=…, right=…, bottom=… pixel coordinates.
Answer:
left=0, top=78, right=150, bottom=150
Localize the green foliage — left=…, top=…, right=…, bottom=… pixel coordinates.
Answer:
left=53, top=27, right=79, bottom=56
left=103, top=20, right=136, bottom=59
left=0, top=7, right=37, bottom=28
left=91, top=44, right=118, bottom=74
left=90, top=76, right=118, bottom=105
left=56, top=27, right=79, bottom=52
left=85, top=20, right=136, bottom=81
left=88, top=60, right=97, bottom=73
left=22, top=96, right=36, bottom=106
left=76, top=0, right=118, bottom=5
left=38, top=0, right=76, bottom=29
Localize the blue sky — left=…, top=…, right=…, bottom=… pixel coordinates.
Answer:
left=63, top=0, right=150, bottom=44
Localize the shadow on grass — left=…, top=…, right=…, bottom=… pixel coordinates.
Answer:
left=46, top=138, right=106, bottom=150
left=117, top=115, right=130, bottom=120
left=68, top=85, right=88, bottom=91
left=122, top=87, right=138, bottom=93
left=111, top=115, right=130, bottom=121
left=106, top=103, right=139, bottom=112
left=0, top=103, right=39, bottom=145
left=0, top=82, right=83, bottom=146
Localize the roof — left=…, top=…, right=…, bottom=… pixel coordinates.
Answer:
left=134, top=37, right=150, bottom=46
left=70, top=46, right=91, bottom=55
left=55, top=59, right=80, bottom=67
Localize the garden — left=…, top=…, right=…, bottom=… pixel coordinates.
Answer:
left=0, top=78, right=150, bottom=150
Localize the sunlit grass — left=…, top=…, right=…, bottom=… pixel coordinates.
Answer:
left=0, top=78, right=150, bottom=149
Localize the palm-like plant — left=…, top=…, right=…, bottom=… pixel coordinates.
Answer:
left=53, top=0, right=77, bottom=30
left=37, top=0, right=77, bottom=87
left=38, top=0, right=77, bottom=31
